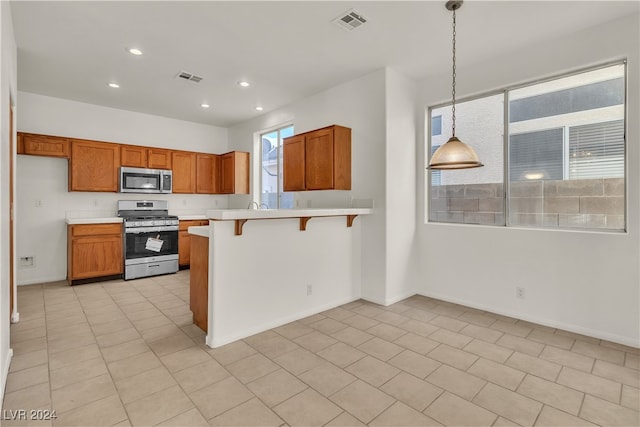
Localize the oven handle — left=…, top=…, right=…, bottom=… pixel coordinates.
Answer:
left=125, top=226, right=179, bottom=234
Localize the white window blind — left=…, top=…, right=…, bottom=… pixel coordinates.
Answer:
left=569, top=120, right=624, bottom=179
left=509, top=128, right=564, bottom=181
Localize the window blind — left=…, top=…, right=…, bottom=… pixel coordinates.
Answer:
left=509, top=128, right=564, bottom=181
left=569, top=120, right=624, bottom=179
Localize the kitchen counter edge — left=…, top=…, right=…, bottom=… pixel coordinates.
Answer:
left=66, top=217, right=123, bottom=225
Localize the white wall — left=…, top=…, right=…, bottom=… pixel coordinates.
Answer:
left=228, top=70, right=392, bottom=304
left=206, top=217, right=362, bottom=347
left=0, top=0, right=17, bottom=408
left=417, top=13, right=640, bottom=346
left=16, top=92, right=230, bottom=285
left=385, top=69, right=418, bottom=303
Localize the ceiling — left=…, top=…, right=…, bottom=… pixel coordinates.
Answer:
left=11, top=1, right=639, bottom=128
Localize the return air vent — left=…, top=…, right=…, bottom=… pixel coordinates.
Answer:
left=333, top=9, right=368, bottom=31
left=176, top=71, right=203, bottom=83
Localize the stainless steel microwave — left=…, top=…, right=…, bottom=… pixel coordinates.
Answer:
left=119, top=167, right=172, bottom=194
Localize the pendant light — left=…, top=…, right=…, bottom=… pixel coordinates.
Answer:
left=428, top=0, right=483, bottom=170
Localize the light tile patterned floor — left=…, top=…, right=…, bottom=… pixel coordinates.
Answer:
left=3, top=270, right=639, bottom=426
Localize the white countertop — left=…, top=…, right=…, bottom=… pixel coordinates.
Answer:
left=66, top=217, right=123, bottom=225
left=205, top=208, right=373, bottom=220
left=188, top=226, right=210, bottom=237
left=178, top=215, right=208, bottom=221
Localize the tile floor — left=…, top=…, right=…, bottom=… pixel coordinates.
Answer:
left=3, top=270, right=639, bottom=426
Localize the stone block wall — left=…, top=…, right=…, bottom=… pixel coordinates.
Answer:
left=430, top=178, right=624, bottom=230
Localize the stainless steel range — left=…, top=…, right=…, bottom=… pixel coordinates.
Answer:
left=117, top=200, right=179, bottom=280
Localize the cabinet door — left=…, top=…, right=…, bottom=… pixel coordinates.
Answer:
left=220, top=153, right=234, bottom=194
left=69, top=140, right=120, bottom=192
left=148, top=148, right=172, bottom=169
left=121, top=145, right=147, bottom=167
left=283, top=135, right=306, bottom=191
left=220, top=152, right=249, bottom=194
left=19, top=133, right=70, bottom=158
left=178, top=230, right=191, bottom=266
left=70, top=235, right=123, bottom=280
left=172, top=151, right=196, bottom=193
left=196, top=154, right=219, bottom=194
left=305, top=128, right=334, bottom=190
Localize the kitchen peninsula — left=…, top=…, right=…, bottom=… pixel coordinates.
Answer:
left=188, top=207, right=372, bottom=348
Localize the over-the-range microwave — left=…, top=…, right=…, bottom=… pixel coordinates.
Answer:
left=119, top=166, right=172, bottom=194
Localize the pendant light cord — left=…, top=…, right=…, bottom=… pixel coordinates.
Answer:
left=451, top=6, right=457, bottom=137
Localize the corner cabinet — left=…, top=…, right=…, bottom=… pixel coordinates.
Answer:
left=220, top=151, right=250, bottom=194
left=67, top=223, right=123, bottom=284
left=283, top=125, right=351, bottom=191
left=178, top=220, right=209, bottom=267
left=69, top=140, right=121, bottom=192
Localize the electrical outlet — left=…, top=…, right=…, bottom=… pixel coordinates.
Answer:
left=516, top=287, right=525, bottom=299
left=35, top=200, right=43, bottom=208
left=19, top=256, right=35, bottom=268
left=306, top=284, right=313, bottom=296
left=93, top=199, right=99, bottom=207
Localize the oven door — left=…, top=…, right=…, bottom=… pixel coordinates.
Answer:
left=124, top=226, right=179, bottom=264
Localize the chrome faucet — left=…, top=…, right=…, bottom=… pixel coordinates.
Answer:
left=259, top=203, right=269, bottom=210
left=247, top=201, right=259, bottom=210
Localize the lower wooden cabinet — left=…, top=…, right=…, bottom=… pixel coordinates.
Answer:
left=178, top=220, right=209, bottom=267
left=190, top=234, right=209, bottom=332
left=67, top=223, right=123, bottom=284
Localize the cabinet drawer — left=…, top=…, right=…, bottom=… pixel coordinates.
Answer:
left=71, top=223, right=122, bottom=237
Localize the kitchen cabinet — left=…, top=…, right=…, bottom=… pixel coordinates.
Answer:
left=17, top=132, right=70, bottom=158
left=120, top=145, right=148, bottom=167
left=283, top=125, right=351, bottom=191
left=172, top=151, right=197, bottom=193
left=69, top=139, right=121, bottom=192
left=148, top=148, right=172, bottom=169
left=178, top=219, right=209, bottom=267
left=196, top=154, right=219, bottom=194
left=220, top=151, right=250, bottom=194
left=67, top=223, right=123, bottom=284
left=190, top=234, right=209, bottom=332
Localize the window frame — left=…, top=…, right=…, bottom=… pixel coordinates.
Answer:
left=255, top=122, right=294, bottom=209
left=426, top=59, right=628, bottom=233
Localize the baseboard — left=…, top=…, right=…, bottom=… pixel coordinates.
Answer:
left=18, top=275, right=66, bottom=286
left=0, top=348, right=14, bottom=410
left=420, top=291, right=640, bottom=349
left=207, top=295, right=360, bottom=348
left=362, top=291, right=417, bottom=307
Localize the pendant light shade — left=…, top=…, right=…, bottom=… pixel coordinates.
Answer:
left=428, top=0, right=484, bottom=170
left=429, top=136, right=483, bottom=169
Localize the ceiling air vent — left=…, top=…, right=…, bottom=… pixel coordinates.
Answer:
left=176, top=71, right=203, bottom=83
left=333, top=9, right=368, bottom=31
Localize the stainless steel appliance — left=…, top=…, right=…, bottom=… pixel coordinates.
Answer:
left=117, top=200, right=179, bottom=280
left=119, top=166, right=172, bottom=194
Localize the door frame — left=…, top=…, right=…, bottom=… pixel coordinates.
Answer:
left=9, top=97, right=16, bottom=323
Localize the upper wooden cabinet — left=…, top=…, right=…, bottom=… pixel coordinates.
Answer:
left=220, top=151, right=250, bottom=194
left=196, top=154, right=219, bottom=194
left=17, top=132, right=70, bottom=158
left=172, top=151, right=197, bottom=193
left=148, top=148, right=172, bottom=169
left=283, top=125, right=351, bottom=191
left=69, top=140, right=121, bottom=192
left=120, top=145, right=148, bottom=167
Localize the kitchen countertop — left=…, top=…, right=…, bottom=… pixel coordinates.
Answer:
left=188, top=226, right=209, bottom=237
left=66, top=217, right=123, bottom=225
left=205, top=208, right=373, bottom=220
left=177, top=215, right=208, bottom=220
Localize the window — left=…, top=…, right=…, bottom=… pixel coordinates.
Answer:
left=428, top=62, right=626, bottom=231
left=260, top=124, right=294, bottom=209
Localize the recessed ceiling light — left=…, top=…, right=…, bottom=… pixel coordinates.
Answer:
left=201, top=103, right=210, bottom=108
left=238, top=81, right=250, bottom=88
left=128, top=47, right=143, bottom=56
left=255, top=106, right=263, bottom=111
left=108, top=82, right=120, bottom=88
